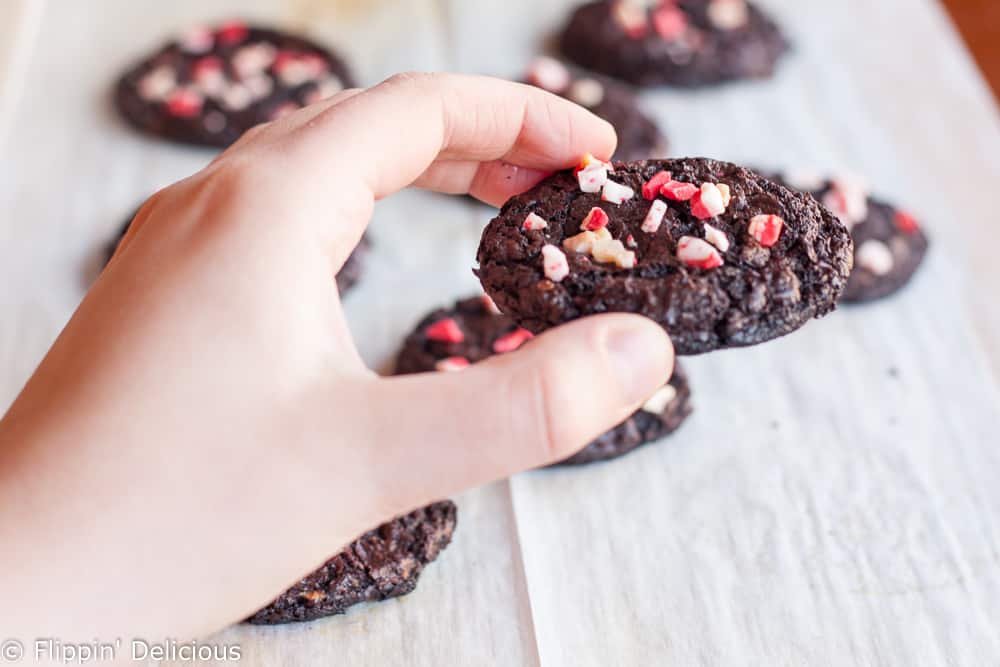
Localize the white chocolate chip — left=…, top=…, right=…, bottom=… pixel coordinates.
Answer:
left=704, top=223, right=730, bottom=252
left=601, top=180, right=635, bottom=205
left=856, top=239, right=894, bottom=276
left=527, top=57, right=571, bottom=92
left=577, top=164, right=609, bottom=193
left=707, top=0, right=749, bottom=31
left=568, top=78, right=605, bottom=107
left=138, top=66, right=177, bottom=101
left=542, top=244, right=570, bottom=282
left=642, top=384, right=678, bottom=413
left=642, top=199, right=668, bottom=233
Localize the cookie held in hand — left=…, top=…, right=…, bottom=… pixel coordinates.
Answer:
left=475, top=157, right=853, bottom=355
left=395, top=296, right=692, bottom=465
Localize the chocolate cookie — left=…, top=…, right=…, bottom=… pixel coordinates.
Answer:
left=559, top=0, right=788, bottom=88
left=395, top=296, right=692, bottom=465
left=772, top=171, right=930, bottom=303
left=524, top=57, right=667, bottom=160
left=105, top=212, right=369, bottom=293
left=475, top=157, right=853, bottom=355
left=115, top=21, right=354, bottom=147
left=247, top=501, right=457, bottom=625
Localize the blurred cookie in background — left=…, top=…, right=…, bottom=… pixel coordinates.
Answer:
left=524, top=57, right=668, bottom=160
left=115, top=20, right=355, bottom=147
left=559, top=0, right=788, bottom=88
left=395, top=295, right=692, bottom=466
left=773, top=171, right=929, bottom=304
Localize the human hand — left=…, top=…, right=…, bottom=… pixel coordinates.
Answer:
left=0, top=73, right=673, bottom=640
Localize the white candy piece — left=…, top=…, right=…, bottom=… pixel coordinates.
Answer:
left=523, top=212, right=548, bottom=231
left=177, top=25, right=213, bottom=54
left=642, top=199, right=668, bottom=233
left=703, top=222, right=730, bottom=252
left=707, top=0, right=749, bottom=31
left=642, top=384, right=678, bottom=414
left=307, top=76, right=344, bottom=103
left=577, top=164, right=609, bottom=193
left=677, top=235, right=724, bottom=268
left=542, top=244, right=570, bottom=282
left=856, top=239, right=894, bottom=276
left=194, top=67, right=226, bottom=97
left=569, top=78, right=605, bottom=107
left=244, top=74, right=275, bottom=100
left=783, top=168, right=825, bottom=192
left=232, top=43, right=277, bottom=78
left=528, top=57, right=571, bottom=92
left=435, top=358, right=469, bottom=373
left=601, top=179, right=635, bottom=205
left=698, top=183, right=727, bottom=217
left=138, top=66, right=177, bottom=101
left=824, top=175, right=869, bottom=227
left=221, top=84, right=253, bottom=111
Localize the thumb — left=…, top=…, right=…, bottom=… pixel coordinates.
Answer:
left=357, top=314, right=674, bottom=508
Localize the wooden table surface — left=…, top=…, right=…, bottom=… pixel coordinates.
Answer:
left=2, top=1, right=1000, bottom=665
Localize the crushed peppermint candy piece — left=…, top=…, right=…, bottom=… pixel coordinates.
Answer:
left=177, top=25, right=214, bottom=54
left=642, top=171, right=672, bottom=200
left=232, top=42, right=278, bottom=78
left=626, top=234, right=638, bottom=248
left=542, top=244, right=570, bottom=282
left=138, top=65, right=177, bottom=101
left=677, top=236, right=724, bottom=269
left=274, top=51, right=328, bottom=87
left=783, top=168, right=824, bottom=192
left=481, top=293, right=502, bottom=314
left=642, top=199, right=668, bottom=233
left=613, top=0, right=650, bottom=39
left=493, top=328, right=534, bottom=353
left=527, top=57, right=571, bottom=92
left=523, top=212, right=549, bottom=231
left=641, top=383, right=678, bottom=413
left=165, top=88, right=203, bottom=118
left=707, top=0, right=749, bottom=31
left=747, top=214, right=784, bottom=247
left=690, top=183, right=727, bottom=219
left=661, top=180, right=699, bottom=201
left=592, top=238, right=635, bottom=268
left=563, top=228, right=611, bottom=254
left=244, top=74, right=275, bottom=100
left=894, top=210, right=920, bottom=234
left=305, top=76, right=344, bottom=104
left=856, top=239, right=894, bottom=275
left=569, top=78, right=605, bottom=107
left=704, top=223, right=730, bottom=252
left=823, top=175, right=869, bottom=227
left=221, top=83, right=253, bottom=111
left=581, top=207, right=610, bottom=231
left=577, top=164, right=609, bottom=193
left=425, top=318, right=465, bottom=343
left=652, top=4, right=688, bottom=41
left=192, top=57, right=225, bottom=96
left=435, top=357, right=471, bottom=372
left=575, top=153, right=613, bottom=173
left=602, top=180, right=635, bottom=205
left=216, top=20, right=249, bottom=46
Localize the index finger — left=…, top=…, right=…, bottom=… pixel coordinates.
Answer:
left=280, top=72, right=618, bottom=200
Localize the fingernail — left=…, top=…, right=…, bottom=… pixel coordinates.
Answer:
left=605, top=320, right=674, bottom=405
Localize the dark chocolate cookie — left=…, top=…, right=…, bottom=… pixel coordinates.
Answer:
left=559, top=0, right=788, bottom=88
left=771, top=172, right=930, bottom=303
left=524, top=57, right=667, bottom=160
left=115, top=21, right=354, bottom=147
left=247, top=501, right=457, bottom=625
left=475, top=157, right=853, bottom=355
left=105, top=212, right=369, bottom=293
left=395, top=296, right=692, bottom=465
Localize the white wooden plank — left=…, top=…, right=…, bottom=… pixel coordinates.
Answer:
left=447, top=0, right=1000, bottom=665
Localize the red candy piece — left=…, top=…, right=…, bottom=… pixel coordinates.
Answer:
left=661, top=180, right=698, bottom=201
left=493, top=328, right=534, bottom=354
left=581, top=207, right=610, bottom=232
left=165, top=89, right=203, bottom=118
left=689, top=192, right=712, bottom=219
left=642, top=171, right=672, bottom=200
left=748, top=214, right=785, bottom=247
left=192, top=56, right=223, bottom=77
left=652, top=5, right=687, bottom=41
left=677, top=236, right=724, bottom=269
left=216, top=20, right=249, bottom=46
left=425, top=318, right=465, bottom=344
left=894, top=210, right=920, bottom=234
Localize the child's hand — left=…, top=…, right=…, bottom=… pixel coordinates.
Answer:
left=0, top=74, right=673, bottom=639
